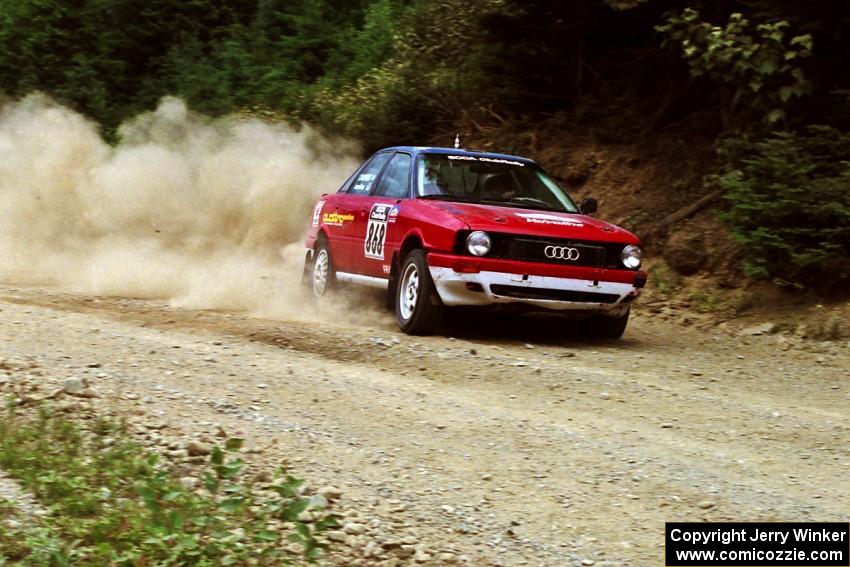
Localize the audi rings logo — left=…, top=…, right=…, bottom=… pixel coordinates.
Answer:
left=544, top=245, right=580, bottom=261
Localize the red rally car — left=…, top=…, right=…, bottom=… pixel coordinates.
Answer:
left=304, top=146, right=646, bottom=338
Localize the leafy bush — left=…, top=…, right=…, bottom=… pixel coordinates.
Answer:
left=0, top=403, right=336, bottom=565
left=657, top=8, right=813, bottom=126
left=713, top=126, right=850, bottom=291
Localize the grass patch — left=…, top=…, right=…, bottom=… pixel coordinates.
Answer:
left=688, top=291, right=725, bottom=314
left=647, top=262, right=683, bottom=298
left=0, top=400, right=336, bottom=566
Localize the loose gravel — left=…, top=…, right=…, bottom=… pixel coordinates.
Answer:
left=1, top=285, right=848, bottom=566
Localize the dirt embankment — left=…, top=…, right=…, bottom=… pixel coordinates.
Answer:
left=1, top=285, right=848, bottom=566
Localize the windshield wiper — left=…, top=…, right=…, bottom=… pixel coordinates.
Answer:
left=417, top=194, right=477, bottom=202
left=508, top=197, right=561, bottom=210
left=418, top=194, right=568, bottom=213
left=480, top=198, right=562, bottom=212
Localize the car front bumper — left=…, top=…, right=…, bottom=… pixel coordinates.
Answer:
left=427, top=252, right=644, bottom=312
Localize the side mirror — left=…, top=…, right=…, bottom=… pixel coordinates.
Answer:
left=580, top=197, right=598, bottom=215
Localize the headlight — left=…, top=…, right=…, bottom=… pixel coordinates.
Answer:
left=466, top=231, right=492, bottom=256
left=621, top=245, right=642, bottom=269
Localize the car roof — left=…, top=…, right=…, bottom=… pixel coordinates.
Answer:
left=379, top=146, right=538, bottom=167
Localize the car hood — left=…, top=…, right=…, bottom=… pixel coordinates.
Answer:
left=428, top=201, right=639, bottom=243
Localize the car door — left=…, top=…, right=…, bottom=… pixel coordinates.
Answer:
left=325, top=152, right=392, bottom=274
left=354, top=152, right=412, bottom=278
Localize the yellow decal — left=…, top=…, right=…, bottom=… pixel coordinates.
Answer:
left=322, top=212, right=355, bottom=226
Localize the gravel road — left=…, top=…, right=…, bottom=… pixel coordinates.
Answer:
left=1, top=284, right=848, bottom=566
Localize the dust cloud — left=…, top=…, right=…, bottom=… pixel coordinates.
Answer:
left=0, top=93, right=375, bottom=323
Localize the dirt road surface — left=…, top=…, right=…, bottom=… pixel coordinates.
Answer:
left=1, top=284, right=848, bottom=566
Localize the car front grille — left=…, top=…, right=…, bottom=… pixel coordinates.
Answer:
left=509, top=238, right=607, bottom=267
left=490, top=284, right=620, bottom=303
left=487, top=236, right=626, bottom=269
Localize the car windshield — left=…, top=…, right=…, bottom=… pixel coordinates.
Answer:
left=415, top=153, right=579, bottom=213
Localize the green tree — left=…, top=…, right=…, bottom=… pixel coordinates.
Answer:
left=0, top=0, right=256, bottom=133
left=714, top=127, right=850, bottom=290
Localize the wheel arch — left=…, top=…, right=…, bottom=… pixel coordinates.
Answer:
left=305, top=228, right=330, bottom=267
left=314, top=228, right=329, bottom=247
left=390, top=231, right=426, bottom=280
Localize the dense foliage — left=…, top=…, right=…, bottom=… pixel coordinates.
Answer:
left=1, top=1, right=849, bottom=137
left=657, top=8, right=813, bottom=127
left=714, top=128, right=850, bottom=291
left=1, top=0, right=849, bottom=289
left=2, top=0, right=849, bottom=143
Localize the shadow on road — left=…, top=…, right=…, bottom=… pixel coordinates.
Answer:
left=438, top=308, right=643, bottom=349
left=349, top=287, right=645, bottom=348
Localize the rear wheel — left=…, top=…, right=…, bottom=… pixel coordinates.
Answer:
left=396, top=250, right=443, bottom=334
left=586, top=307, right=630, bottom=339
left=310, top=241, right=335, bottom=298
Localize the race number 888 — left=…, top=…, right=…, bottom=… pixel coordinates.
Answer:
left=365, top=204, right=390, bottom=260
left=365, top=221, right=386, bottom=259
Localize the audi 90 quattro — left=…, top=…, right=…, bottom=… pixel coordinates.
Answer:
left=303, top=146, right=647, bottom=338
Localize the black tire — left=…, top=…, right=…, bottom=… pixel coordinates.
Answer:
left=586, top=307, right=630, bottom=339
left=309, top=240, right=336, bottom=298
left=395, top=250, right=443, bottom=334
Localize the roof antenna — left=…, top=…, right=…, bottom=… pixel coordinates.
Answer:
left=454, top=133, right=461, bottom=149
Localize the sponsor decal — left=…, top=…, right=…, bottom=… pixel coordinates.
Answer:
left=353, top=172, right=377, bottom=194
left=382, top=264, right=391, bottom=274
left=369, top=203, right=391, bottom=222
left=365, top=203, right=392, bottom=260
left=436, top=203, right=466, bottom=215
left=311, top=201, right=324, bottom=227
left=322, top=212, right=355, bottom=226
left=447, top=155, right=525, bottom=166
left=516, top=212, right=583, bottom=227
left=388, top=205, right=400, bottom=223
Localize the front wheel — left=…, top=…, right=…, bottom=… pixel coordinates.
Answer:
left=395, top=250, right=443, bottom=335
left=586, top=307, right=630, bottom=339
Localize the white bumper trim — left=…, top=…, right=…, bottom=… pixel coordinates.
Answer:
left=429, top=267, right=638, bottom=312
